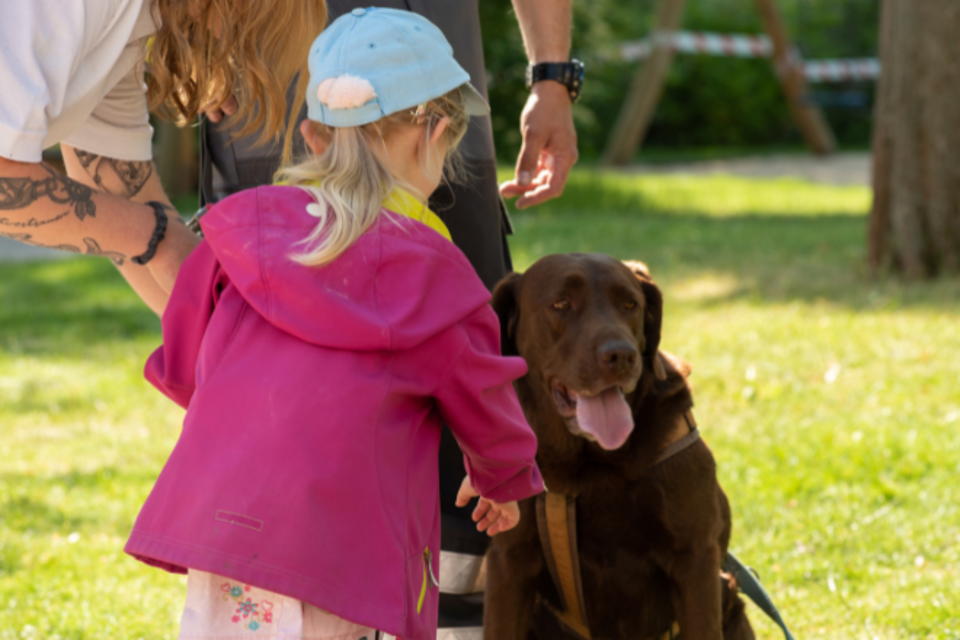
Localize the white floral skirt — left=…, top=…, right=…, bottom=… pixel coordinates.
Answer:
left=178, top=570, right=382, bottom=640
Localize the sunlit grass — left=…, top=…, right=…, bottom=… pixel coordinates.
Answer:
left=503, top=171, right=960, bottom=639
left=1, top=170, right=959, bottom=638
left=0, top=260, right=183, bottom=640
left=499, top=169, right=872, bottom=217
left=662, top=305, right=960, bottom=640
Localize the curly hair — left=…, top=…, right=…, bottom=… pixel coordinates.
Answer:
left=147, top=0, right=327, bottom=163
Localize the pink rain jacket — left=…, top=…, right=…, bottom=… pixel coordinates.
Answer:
left=125, top=186, right=543, bottom=640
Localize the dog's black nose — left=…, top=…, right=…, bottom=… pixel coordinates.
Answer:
left=598, top=340, right=639, bottom=375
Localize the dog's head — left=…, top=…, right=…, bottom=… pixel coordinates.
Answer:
left=492, top=253, right=665, bottom=451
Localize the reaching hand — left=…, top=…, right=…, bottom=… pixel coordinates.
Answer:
left=455, top=476, right=521, bottom=537
left=499, top=80, right=578, bottom=210
left=201, top=95, right=238, bottom=124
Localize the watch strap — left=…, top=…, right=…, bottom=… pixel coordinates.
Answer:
left=526, top=59, right=584, bottom=102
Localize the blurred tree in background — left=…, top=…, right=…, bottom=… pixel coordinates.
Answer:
left=869, top=0, right=960, bottom=278
left=481, top=0, right=879, bottom=162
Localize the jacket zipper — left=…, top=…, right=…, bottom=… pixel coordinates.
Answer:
left=417, top=548, right=440, bottom=614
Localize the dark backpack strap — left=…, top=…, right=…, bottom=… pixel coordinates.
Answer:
left=198, top=117, right=215, bottom=208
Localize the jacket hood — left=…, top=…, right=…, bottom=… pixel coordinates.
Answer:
left=199, top=186, right=492, bottom=351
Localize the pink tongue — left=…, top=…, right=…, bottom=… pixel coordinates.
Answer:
left=575, top=387, right=634, bottom=450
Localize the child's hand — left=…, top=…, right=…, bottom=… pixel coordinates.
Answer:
left=455, top=476, right=521, bottom=536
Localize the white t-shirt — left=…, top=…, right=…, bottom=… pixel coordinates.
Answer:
left=0, top=0, right=157, bottom=163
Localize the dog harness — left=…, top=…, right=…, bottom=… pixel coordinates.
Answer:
left=536, top=409, right=797, bottom=640
left=535, top=410, right=700, bottom=640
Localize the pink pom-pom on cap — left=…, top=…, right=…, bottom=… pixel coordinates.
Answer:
left=316, top=75, right=378, bottom=110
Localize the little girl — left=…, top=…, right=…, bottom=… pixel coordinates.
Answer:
left=125, top=9, right=542, bottom=640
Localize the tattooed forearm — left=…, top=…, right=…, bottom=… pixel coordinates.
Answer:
left=81, top=237, right=126, bottom=266
left=5, top=232, right=81, bottom=253
left=0, top=165, right=95, bottom=220
left=74, top=149, right=98, bottom=170
left=0, top=211, right=70, bottom=228
left=73, top=149, right=152, bottom=199
left=4, top=232, right=124, bottom=265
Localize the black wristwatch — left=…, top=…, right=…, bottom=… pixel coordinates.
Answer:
left=525, top=58, right=585, bottom=103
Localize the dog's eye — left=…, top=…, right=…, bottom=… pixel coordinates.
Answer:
left=552, top=299, right=570, bottom=311
left=624, top=300, right=638, bottom=310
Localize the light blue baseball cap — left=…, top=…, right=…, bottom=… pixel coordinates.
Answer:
left=306, top=7, right=490, bottom=127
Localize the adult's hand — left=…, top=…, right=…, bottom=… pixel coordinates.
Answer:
left=201, top=95, right=238, bottom=124
left=499, top=80, right=578, bottom=210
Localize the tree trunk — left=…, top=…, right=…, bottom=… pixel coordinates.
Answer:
left=753, top=0, right=835, bottom=156
left=601, top=0, right=687, bottom=166
left=869, top=0, right=960, bottom=277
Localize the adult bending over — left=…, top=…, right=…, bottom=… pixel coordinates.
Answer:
left=0, top=0, right=327, bottom=314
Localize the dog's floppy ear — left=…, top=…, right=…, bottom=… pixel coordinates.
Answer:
left=625, top=261, right=666, bottom=381
left=623, top=260, right=652, bottom=280
left=639, top=280, right=665, bottom=380
left=658, top=350, right=692, bottom=380
left=490, top=272, right=522, bottom=357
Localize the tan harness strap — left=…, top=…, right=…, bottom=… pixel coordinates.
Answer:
left=537, top=492, right=682, bottom=640
left=543, top=491, right=592, bottom=639
left=534, top=411, right=700, bottom=640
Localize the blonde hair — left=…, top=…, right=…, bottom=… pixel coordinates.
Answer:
left=276, top=89, right=469, bottom=267
left=147, top=0, right=328, bottom=165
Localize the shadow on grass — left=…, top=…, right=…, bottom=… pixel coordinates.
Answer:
left=0, top=467, right=153, bottom=539
left=2, top=379, right=95, bottom=415
left=3, top=175, right=957, bottom=348
left=508, top=209, right=960, bottom=311
left=0, top=494, right=91, bottom=537
left=0, top=258, right=159, bottom=356
left=0, top=541, right=23, bottom=577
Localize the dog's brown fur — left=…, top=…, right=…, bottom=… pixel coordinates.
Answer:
left=485, top=253, right=754, bottom=640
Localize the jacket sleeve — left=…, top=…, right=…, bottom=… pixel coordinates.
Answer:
left=433, top=305, right=544, bottom=504
left=144, top=240, right=224, bottom=409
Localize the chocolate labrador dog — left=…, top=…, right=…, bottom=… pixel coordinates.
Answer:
left=486, top=253, right=754, bottom=640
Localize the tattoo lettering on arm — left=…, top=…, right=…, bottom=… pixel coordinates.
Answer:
left=74, top=149, right=152, bottom=198
left=0, top=211, right=70, bottom=228
left=0, top=165, right=96, bottom=220
left=5, top=232, right=124, bottom=264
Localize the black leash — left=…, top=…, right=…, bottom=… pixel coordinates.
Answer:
left=722, top=551, right=796, bottom=640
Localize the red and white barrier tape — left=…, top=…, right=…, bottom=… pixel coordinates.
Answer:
left=803, top=59, right=880, bottom=82
left=619, top=31, right=772, bottom=60
left=619, top=30, right=880, bottom=82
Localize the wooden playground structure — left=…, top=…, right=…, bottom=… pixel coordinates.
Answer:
left=602, top=0, right=877, bottom=165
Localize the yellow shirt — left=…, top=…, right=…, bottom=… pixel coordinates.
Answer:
left=381, top=188, right=452, bottom=243
left=276, top=179, right=452, bottom=243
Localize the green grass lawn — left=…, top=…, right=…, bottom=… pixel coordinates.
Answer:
left=2, top=171, right=959, bottom=638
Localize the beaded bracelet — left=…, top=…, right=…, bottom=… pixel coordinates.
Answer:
left=132, top=201, right=169, bottom=265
